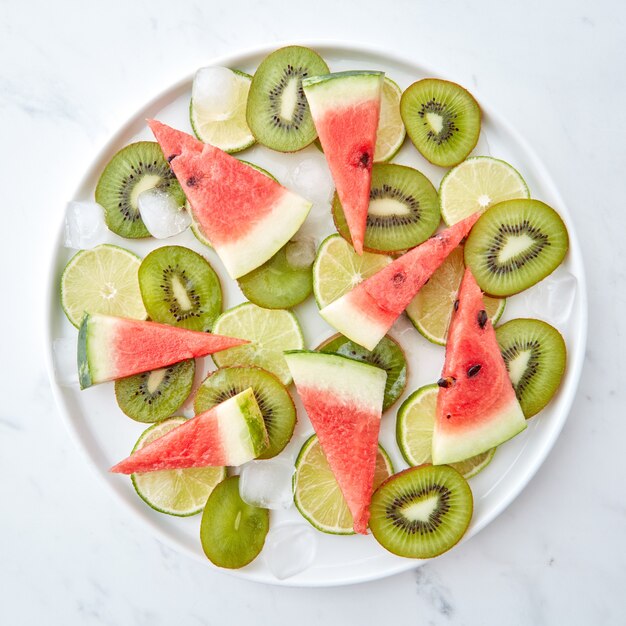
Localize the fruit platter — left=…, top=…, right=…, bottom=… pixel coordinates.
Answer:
left=46, top=43, right=586, bottom=586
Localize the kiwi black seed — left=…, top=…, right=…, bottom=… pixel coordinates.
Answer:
left=246, top=46, right=329, bottom=152
left=496, top=318, right=567, bottom=418
left=400, top=79, right=481, bottom=167
left=95, top=142, right=186, bottom=238
left=115, top=359, right=195, bottom=423
left=369, top=465, right=473, bottom=559
left=194, top=366, right=296, bottom=459
left=332, top=163, right=441, bottom=253
left=138, top=245, right=222, bottom=332
left=464, top=199, right=569, bottom=296
left=317, top=333, right=407, bottom=411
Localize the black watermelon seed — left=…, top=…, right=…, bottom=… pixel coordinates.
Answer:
left=467, top=364, right=482, bottom=378
left=477, top=310, right=488, bottom=328
left=437, top=376, right=456, bottom=388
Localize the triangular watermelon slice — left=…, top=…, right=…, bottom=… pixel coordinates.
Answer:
left=110, top=388, right=268, bottom=472
left=284, top=351, right=386, bottom=534
left=320, top=212, right=480, bottom=350
left=431, top=269, right=527, bottom=464
left=303, top=72, right=384, bottom=255
left=78, top=313, right=247, bottom=389
left=149, top=120, right=312, bottom=278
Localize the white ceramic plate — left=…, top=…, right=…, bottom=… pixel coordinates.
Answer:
left=45, top=42, right=587, bottom=587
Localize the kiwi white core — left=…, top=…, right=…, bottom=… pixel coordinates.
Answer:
left=369, top=198, right=411, bottom=217
left=130, top=174, right=161, bottom=208
left=507, top=349, right=532, bottom=386
left=171, top=275, right=193, bottom=311
left=426, top=112, right=444, bottom=134
left=402, top=494, right=439, bottom=522
left=146, top=368, right=167, bottom=394
left=280, top=78, right=299, bottom=121
left=498, top=233, right=535, bottom=263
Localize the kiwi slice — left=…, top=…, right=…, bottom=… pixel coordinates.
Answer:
left=200, top=476, right=269, bottom=569
left=115, top=360, right=195, bottom=423
left=194, top=366, right=296, bottom=459
left=464, top=199, right=569, bottom=296
left=237, top=238, right=314, bottom=309
left=369, top=465, right=473, bottom=559
left=332, top=163, right=441, bottom=253
left=496, top=318, right=566, bottom=418
left=95, top=142, right=185, bottom=238
left=400, top=79, right=481, bottom=167
left=138, top=245, right=222, bottom=331
left=317, top=334, right=407, bottom=411
left=247, top=46, right=330, bottom=152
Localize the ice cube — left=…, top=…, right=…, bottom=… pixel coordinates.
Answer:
left=238, top=458, right=294, bottom=510
left=52, top=337, right=78, bottom=386
left=521, top=272, right=577, bottom=326
left=64, top=201, right=108, bottom=249
left=285, top=154, right=334, bottom=206
left=137, top=188, right=190, bottom=239
left=263, top=523, right=317, bottom=580
left=192, top=66, right=240, bottom=122
left=285, top=237, right=316, bottom=269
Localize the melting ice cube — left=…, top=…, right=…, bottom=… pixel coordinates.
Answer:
left=192, top=66, right=240, bottom=122
left=238, top=458, right=294, bottom=510
left=285, top=154, right=334, bottom=206
left=52, top=337, right=78, bottom=386
left=137, top=188, right=190, bottom=239
left=64, top=201, right=108, bottom=249
left=285, top=237, right=316, bottom=269
left=263, top=523, right=318, bottom=580
left=521, top=272, right=577, bottom=326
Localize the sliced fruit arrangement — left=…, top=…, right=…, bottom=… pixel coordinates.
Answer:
left=61, top=244, right=147, bottom=327
left=332, top=163, right=440, bottom=253
left=130, top=417, right=226, bottom=516
left=396, top=384, right=495, bottom=478
left=77, top=313, right=247, bottom=389
left=138, top=245, right=222, bottom=332
left=115, top=359, right=195, bottom=423
left=293, top=434, right=393, bottom=534
left=400, top=78, right=481, bottom=167
left=194, top=366, right=296, bottom=459
left=496, top=318, right=567, bottom=418
left=190, top=67, right=255, bottom=153
left=149, top=120, right=312, bottom=278
left=247, top=46, right=330, bottom=152
left=284, top=351, right=387, bottom=534
left=211, top=302, right=304, bottom=385
left=96, top=142, right=186, bottom=238
left=432, top=269, right=527, bottom=465
left=406, top=247, right=504, bottom=345
left=439, top=156, right=529, bottom=225
left=464, top=198, right=569, bottom=296
left=303, top=71, right=384, bottom=254
left=317, top=333, right=407, bottom=411
left=320, top=213, right=480, bottom=351
left=369, top=465, right=473, bottom=558
left=111, top=388, right=268, bottom=473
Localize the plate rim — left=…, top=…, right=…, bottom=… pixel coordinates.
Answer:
left=43, top=39, right=588, bottom=587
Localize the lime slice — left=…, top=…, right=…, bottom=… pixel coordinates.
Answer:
left=312, top=234, right=392, bottom=308
left=406, top=247, right=505, bottom=345
left=61, top=244, right=147, bottom=328
left=293, top=434, right=394, bottom=534
left=190, top=69, right=255, bottom=153
left=439, top=156, right=530, bottom=225
left=131, top=417, right=227, bottom=516
left=374, top=77, right=406, bottom=162
left=396, top=384, right=495, bottom=479
left=211, top=302, right=304, bottom=385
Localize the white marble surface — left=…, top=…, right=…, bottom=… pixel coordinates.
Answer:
left=1, top=0, right=624, bottom=623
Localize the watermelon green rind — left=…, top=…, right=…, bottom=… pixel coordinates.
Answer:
left=302, top=70, right=384, bottom=91
left=234, top=387, right=270, bottom=457
left=77, top=314, right=92, bottom=389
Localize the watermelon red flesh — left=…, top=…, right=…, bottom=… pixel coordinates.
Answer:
left=432, top=269, right=527, bottom=464
left=285, top=351, right=386, bottom=534
left=303, top=73, right=383, bottom=255
left=319, top=212, right=480, bottom=351
left=149, top=118, right=204, bottom=159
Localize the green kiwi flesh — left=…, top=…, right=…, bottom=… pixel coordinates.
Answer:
left=200, top=476, right=269, bottom=569
left=194, top=366, right=296, bottom=459
left=332, top=163, right=441, bottom=253
left=400, top=79, right=481, bottom=167
left=247, top=46, right=329, bottom=152
left=138, top=245, right=222, bottom=331
left=317, top=333, right=407, bottom=411
left=496, top=318, right=567, bottom=418
left=464, top=199, right=569, bottom=296
left=115, top=360, right=195, bottom=423
left=95, top=141, right=186, bottom=238
left=369, top=465, right=473, bottom=558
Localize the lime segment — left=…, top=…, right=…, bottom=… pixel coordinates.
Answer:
left=131, top=418, right=227, bottom=516
left=374, top=77, right=406, bottom=162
